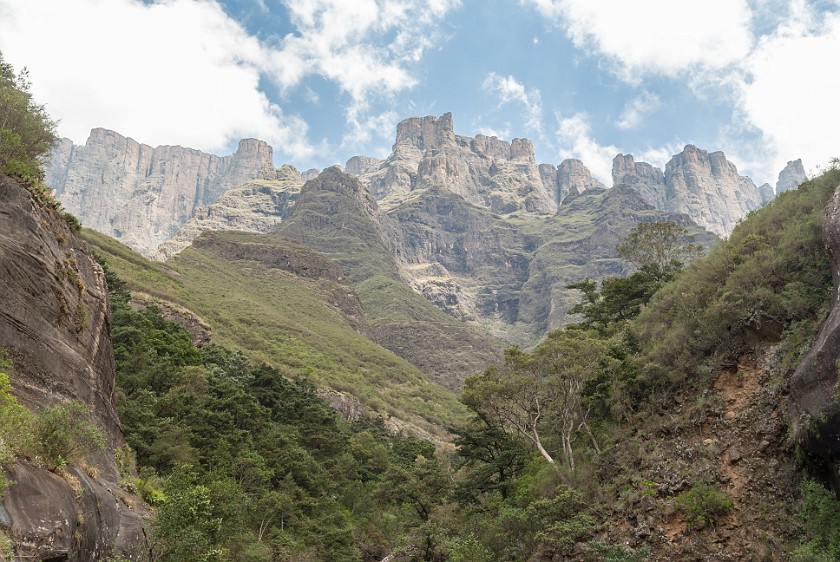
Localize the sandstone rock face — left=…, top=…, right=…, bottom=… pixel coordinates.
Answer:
left=345, top=155, right=382, bottom=176
left=776, top=159, right=806, bottom=194
left=45, top=128, right=276, bottom=256
left=554, top=159, right=605, bottom=204
left=0, top=174, right=148, bottom=560
left=356, top=113, right=556, bottom=215
left=612, top=146, right=763, bottom=237
left=301, top=168, right=321, bottom=181
left=789, top=182, right=840, bottom=455
left=153, top=164, right=303, bottom=260
left=758, top=182, right=775, bottom=204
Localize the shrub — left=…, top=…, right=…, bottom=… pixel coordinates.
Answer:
left=674, top=484, right=732, bottom=529
left=793, top=480, right=840, bottom=560
left=33, top=401, right=105, bottom=467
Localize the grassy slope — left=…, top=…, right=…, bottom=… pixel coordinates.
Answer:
left=83, top=229, right=467, bottom=440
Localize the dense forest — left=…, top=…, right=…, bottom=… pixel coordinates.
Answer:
left=3, top=50, right=840, bottom=561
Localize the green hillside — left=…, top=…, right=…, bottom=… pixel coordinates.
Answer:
left=83, top=228, right=467, bottom=440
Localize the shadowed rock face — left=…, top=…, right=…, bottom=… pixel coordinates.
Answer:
left=0, top=175, right=148, bottom=560
left=789, top=182, right=840, bottom=456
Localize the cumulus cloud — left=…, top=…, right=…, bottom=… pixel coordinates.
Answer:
left=553, top=112, right=620, bottom=184
left=734, top=6, right=840, bottom=179
left=0, top=0, right=459, bottom=164
left=482, top=73, right=543, bottom=134
left=522, top=0, right=754, bottom=80
left=0, top=0, right=314, bottom=160
left=616, top=91, right=660, bottom=130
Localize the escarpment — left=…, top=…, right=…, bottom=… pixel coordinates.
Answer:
left=789, top=181, right=840, bottom=457
left=0, top=174, right=148, bottom=561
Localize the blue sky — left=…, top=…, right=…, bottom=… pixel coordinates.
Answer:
left=0, top=0, right=838, bottom=186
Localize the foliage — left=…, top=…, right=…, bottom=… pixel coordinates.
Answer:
left=793, top=480, right=840, bottom=560
left=0, top=52, right=57, bottom=181
left=636, top=167, right=840, bottom=377
left=616, top=221, right=702, bottom=277
left=33, top=402, right=105, bottom=467
left=673, top=484, right=732, bottom=529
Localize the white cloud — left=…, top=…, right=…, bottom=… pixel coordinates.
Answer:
left=0, top=0, right=314, bottom=160
left=0, top=0, right=459, bottom=165
left=616, top=91, right=660, bottom=130
left=482, top=73, right=543, bottom=134
left=273, top=0, right=459, bottom=101
left=734, top=6, right=840, bottom=180
left=553, top=112, right=620, bottom=184
left=522, top=0, right=754, bottom=80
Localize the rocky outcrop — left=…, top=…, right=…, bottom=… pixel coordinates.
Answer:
left=758, top=182, right=775, bottom=204
left=540, top=159, right=606, bottom=205
left=45, top=128, right=276, bottom=256
left=776, top=159, right=806, bottom=194
left=612, top=146, right=763, bottom=237
left=356, top=113, right=556, bottom=215
left=789, top=182, right=840, bottom=456
left=276, top=168, right=503, bottom=387
left=153, top=165, right=302, bottom=260
left=301, top=168, right=321, bottom=181
left=0, top=175, right=148, bottom=560
left=345, top=155, right=382, bottom=176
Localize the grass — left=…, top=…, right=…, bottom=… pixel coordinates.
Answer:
left=83, top=229, right=467, bottom=440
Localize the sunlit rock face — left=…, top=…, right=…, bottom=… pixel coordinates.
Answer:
left=45, top=128, right=275, bottom=255
left=612, top=145, right=763, bottom=237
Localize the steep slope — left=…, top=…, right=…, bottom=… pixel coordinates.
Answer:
left=84, top=228, right=466, bottom=439
left=276, top=168, right=504, bottom=388
left=45, top=128, right=276, bottom=255
left=612, top=145, right=763, bottom=237
left=0, top=175, right=147, bottom=561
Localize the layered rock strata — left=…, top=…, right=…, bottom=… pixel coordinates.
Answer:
left=0, top=174, right=148, bottom=560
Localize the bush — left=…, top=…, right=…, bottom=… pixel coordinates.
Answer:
left=674, top=484, right=732, bottom=529
left=793, top=480, right=840, bottom=560
left=33, top=402, right=105, bottom=467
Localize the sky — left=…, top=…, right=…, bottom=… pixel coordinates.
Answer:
left=0, top=0, right=838, bottom=187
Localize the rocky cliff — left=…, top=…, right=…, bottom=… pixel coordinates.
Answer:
left=776, top=159, right=806, bottom=194
left=612, top=146, right=763, bottom=237
left=0, top=175, right=148, bottom=561
left=539, top=159, right=605, bottom=206
left=45, top=128, right=276, bottom=256
left=789, top=181, right=840, bottom=456
left=153, top=164, right=303, bottom=260
left=356, top=113, right=556, bottom=215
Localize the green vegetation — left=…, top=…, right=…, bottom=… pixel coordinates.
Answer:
left=673, top=484, right=733, bottom=529
left=103, top=263, right=460, bottom=560
left=0, top=52, right=56, bottom=182
left=793, top=480, right=840, bottom=561
left=85, top=229, right=466, bottom=438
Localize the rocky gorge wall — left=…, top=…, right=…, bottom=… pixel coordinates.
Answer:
left=0, top=175, right=148, bottom=560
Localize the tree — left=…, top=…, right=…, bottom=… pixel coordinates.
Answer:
left=616, top=221, right=702, bottom=280
left=0, top=52, right=57, bottom=180
left=462, top=330, right=615, bottom=472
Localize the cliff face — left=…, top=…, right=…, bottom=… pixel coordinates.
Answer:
left=45, top=128, right=275, bottom=256
left=356, top=113, right=556, bottom=215
left=539, top=159, right=605, bottom=206
left=153, top=164, right=303, bottom=261
left=789, top=182, right=840, bottom=456
left=0, top=175, right=148, bottom=560
left=776, top=159, right=806, bottom=194
left=612, top=146, right=763, bottom=237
